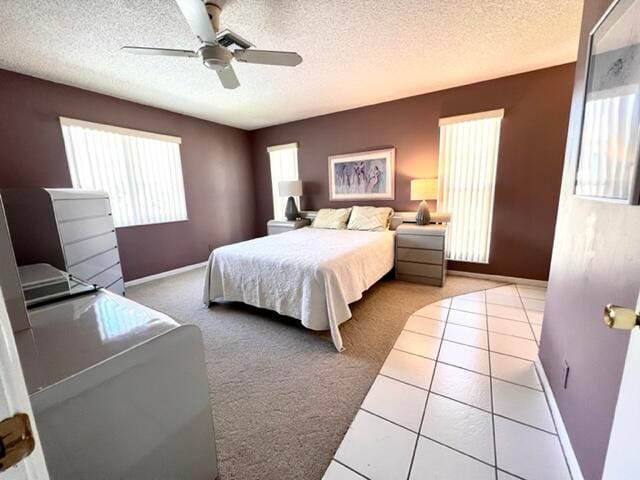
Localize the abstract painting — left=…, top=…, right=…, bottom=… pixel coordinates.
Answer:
left=575, top=0, right=640, bottom=203
left=328, top=148, right=395, bottom=201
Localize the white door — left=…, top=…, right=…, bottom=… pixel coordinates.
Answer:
left=0, top=286, right=48, bottom=479
left=602, top=293, right=640, bottom=479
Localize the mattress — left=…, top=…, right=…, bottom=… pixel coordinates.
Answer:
left=203, top=227, right=395, bottom=351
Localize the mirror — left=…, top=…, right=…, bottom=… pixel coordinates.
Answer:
left=575, top=0, right=640, bottom=204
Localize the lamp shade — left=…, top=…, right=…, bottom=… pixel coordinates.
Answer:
left=278, top=180, right=303, bottom=197
left=410, top=178, right=438, bottom=201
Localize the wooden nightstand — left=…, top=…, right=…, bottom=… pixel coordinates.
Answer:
left=395, top=223, right=447, bottom=286
left=267, top=218, right=310, bottom=235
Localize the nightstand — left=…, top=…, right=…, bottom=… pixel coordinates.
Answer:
left=267, top=218, right=310, bottom=235
left=395, top=223, right=447, bottom=286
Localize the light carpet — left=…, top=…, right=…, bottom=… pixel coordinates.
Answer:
left=128, top=267, right=501, bottom=480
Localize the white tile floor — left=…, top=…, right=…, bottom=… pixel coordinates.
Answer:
left=324, top=284, right=574, bottom=480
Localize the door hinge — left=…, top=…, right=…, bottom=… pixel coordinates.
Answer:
left=0, top=413, right=35, bottom=472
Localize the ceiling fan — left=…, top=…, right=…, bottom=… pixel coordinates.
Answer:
left=121, top=0, right=302, bottom=89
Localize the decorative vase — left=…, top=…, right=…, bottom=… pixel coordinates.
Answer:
left=285, top=196, right=299, bottom=221
left=416, top=200, right=430, bottom=225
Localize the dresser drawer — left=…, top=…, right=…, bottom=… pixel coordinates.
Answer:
left=68, top=248, right=121, bottom=282
left=64, top=232, right=118, bottom=266
left=89, top=265, right=123, bottom=290
left=396, top=261, right=442, bottom=278
left=59, top=215, right=115, bottom=244
left=397, top=234, right=444, bottom=250
left=397, top=248, right=443, bottom=265
left=396, top=274, right=443, bottom=286
left=53, top=198, right=111, bottom=221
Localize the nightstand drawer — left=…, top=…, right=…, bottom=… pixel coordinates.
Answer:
left=267, top=226, right=291, bottom=235
left=397, top=235, right=444, bottom=250
left=397, top=248, right=443, bottom=265
left=397, top=261, right=442, bottom=278
left=397, top=274, right=443, bottom=286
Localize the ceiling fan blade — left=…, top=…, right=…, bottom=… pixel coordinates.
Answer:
left=121, top=46, right=198, bottom=57
left=175, top=0, right=217, bottom=44
left=234, top=49, right=302, bottom=67
left=217, top=66, right=240, bottom=89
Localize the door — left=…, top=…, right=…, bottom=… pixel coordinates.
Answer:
left=602, top=294, right=640, bottom=479
left=0, top=286, right=48, bottom=479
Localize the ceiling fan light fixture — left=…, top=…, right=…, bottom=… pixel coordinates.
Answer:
left=199, top=44, right=232, bottom=71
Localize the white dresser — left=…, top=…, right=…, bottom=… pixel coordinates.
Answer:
left=1, top=188, right=125, bottom=295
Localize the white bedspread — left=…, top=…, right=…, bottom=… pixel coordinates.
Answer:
left=203, top=227, right=395, bottom=351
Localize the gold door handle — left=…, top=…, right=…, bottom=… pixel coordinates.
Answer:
left=604, top=304, right=640, bottom=330
left=0, top=413, right=35, bottom=472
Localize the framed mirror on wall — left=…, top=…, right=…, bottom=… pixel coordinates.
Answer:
left=575, top=0, right=640, bottom=204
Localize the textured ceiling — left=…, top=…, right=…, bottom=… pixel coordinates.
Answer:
left=0, top=0, right=583, bottom=130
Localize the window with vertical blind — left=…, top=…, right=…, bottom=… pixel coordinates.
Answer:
left=60, top=117, right=188, bottom=228
left=437, top=109, right=503, bottom=263
left=267, top=143, right=299, bottom=220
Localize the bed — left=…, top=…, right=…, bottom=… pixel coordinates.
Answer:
left=202, top=226, right=396, bottom=351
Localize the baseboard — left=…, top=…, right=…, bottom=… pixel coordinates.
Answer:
left=535, top=360, right=584, bottom=480
left=124, top=261, right=207, bottom=288
left=448, top=270, right=548, bottom=287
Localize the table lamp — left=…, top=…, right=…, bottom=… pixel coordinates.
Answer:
left=410, top=178, right=438, bottom=225
left=278, top=180, right=303, bottom=221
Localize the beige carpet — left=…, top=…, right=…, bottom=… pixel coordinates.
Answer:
left=128, top=268, right=501, bottom=480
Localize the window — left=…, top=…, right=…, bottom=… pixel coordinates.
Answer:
left=437, top=109, right=503, bottom=263
left=267, top=143, right=299, bottom=220
left=60, top=117, right=188, bottom=228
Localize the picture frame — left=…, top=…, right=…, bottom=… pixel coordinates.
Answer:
left=574, top=0, right=640, bottom=204
left=328, top=148, right=395, bottom=201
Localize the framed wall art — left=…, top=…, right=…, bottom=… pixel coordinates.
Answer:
left=328, top=148, right=395, bottom=201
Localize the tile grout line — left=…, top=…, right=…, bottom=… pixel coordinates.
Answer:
left=420, top=433, right=496, bottom=470
left=404, top=302, right=451, bottom=480
left=399, top=327, right=539, bottom=362
left=415, top=308, right=535, bottom=325
left=372, top=372, right=558, bottom=436
left=359, top=408, right=419, bottom=434
left=332, top=458, right=372, bottom=480
left=410, top=318, right=537, bottom=341
left=516, top=284, right=542, bottom=348
left=532, top=362, right=575, bottom=480
left=383, top=355, right=544, bottom=392
left=517, top=285, right=575, bottom=479
left=484, top=289, right=499, bottom=480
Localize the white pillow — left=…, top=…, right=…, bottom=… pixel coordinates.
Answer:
left=312, top=208, right=352, bottom=229
left=347, top=206, right=394, bottom=231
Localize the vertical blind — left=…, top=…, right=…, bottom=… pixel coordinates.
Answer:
left=576, top=92, right=640, bottom=200
left=267, top=143, right=299, bottom=220
left=60, top=117, right=188, bottom=228
left=437, top=109, right=503, bottom=263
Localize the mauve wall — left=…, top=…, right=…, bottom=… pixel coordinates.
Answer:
left=539, top=1, right=638, bottom=479
left=250, top=64, right=575, bottom=281
left=0, top=69, right=254, bottom=281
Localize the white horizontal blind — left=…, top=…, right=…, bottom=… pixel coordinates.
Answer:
left=438, top=109, right=503, bottom=263
left=268, top=143, right=299, bottom=220
left=60, top=117, right=188, bottom=228
left=576, top=92, right=640, bottom=200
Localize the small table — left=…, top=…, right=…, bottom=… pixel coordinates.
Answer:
left=395, top=223, right=448, bottom=286
left=267, top=218, right=311, bottom=235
